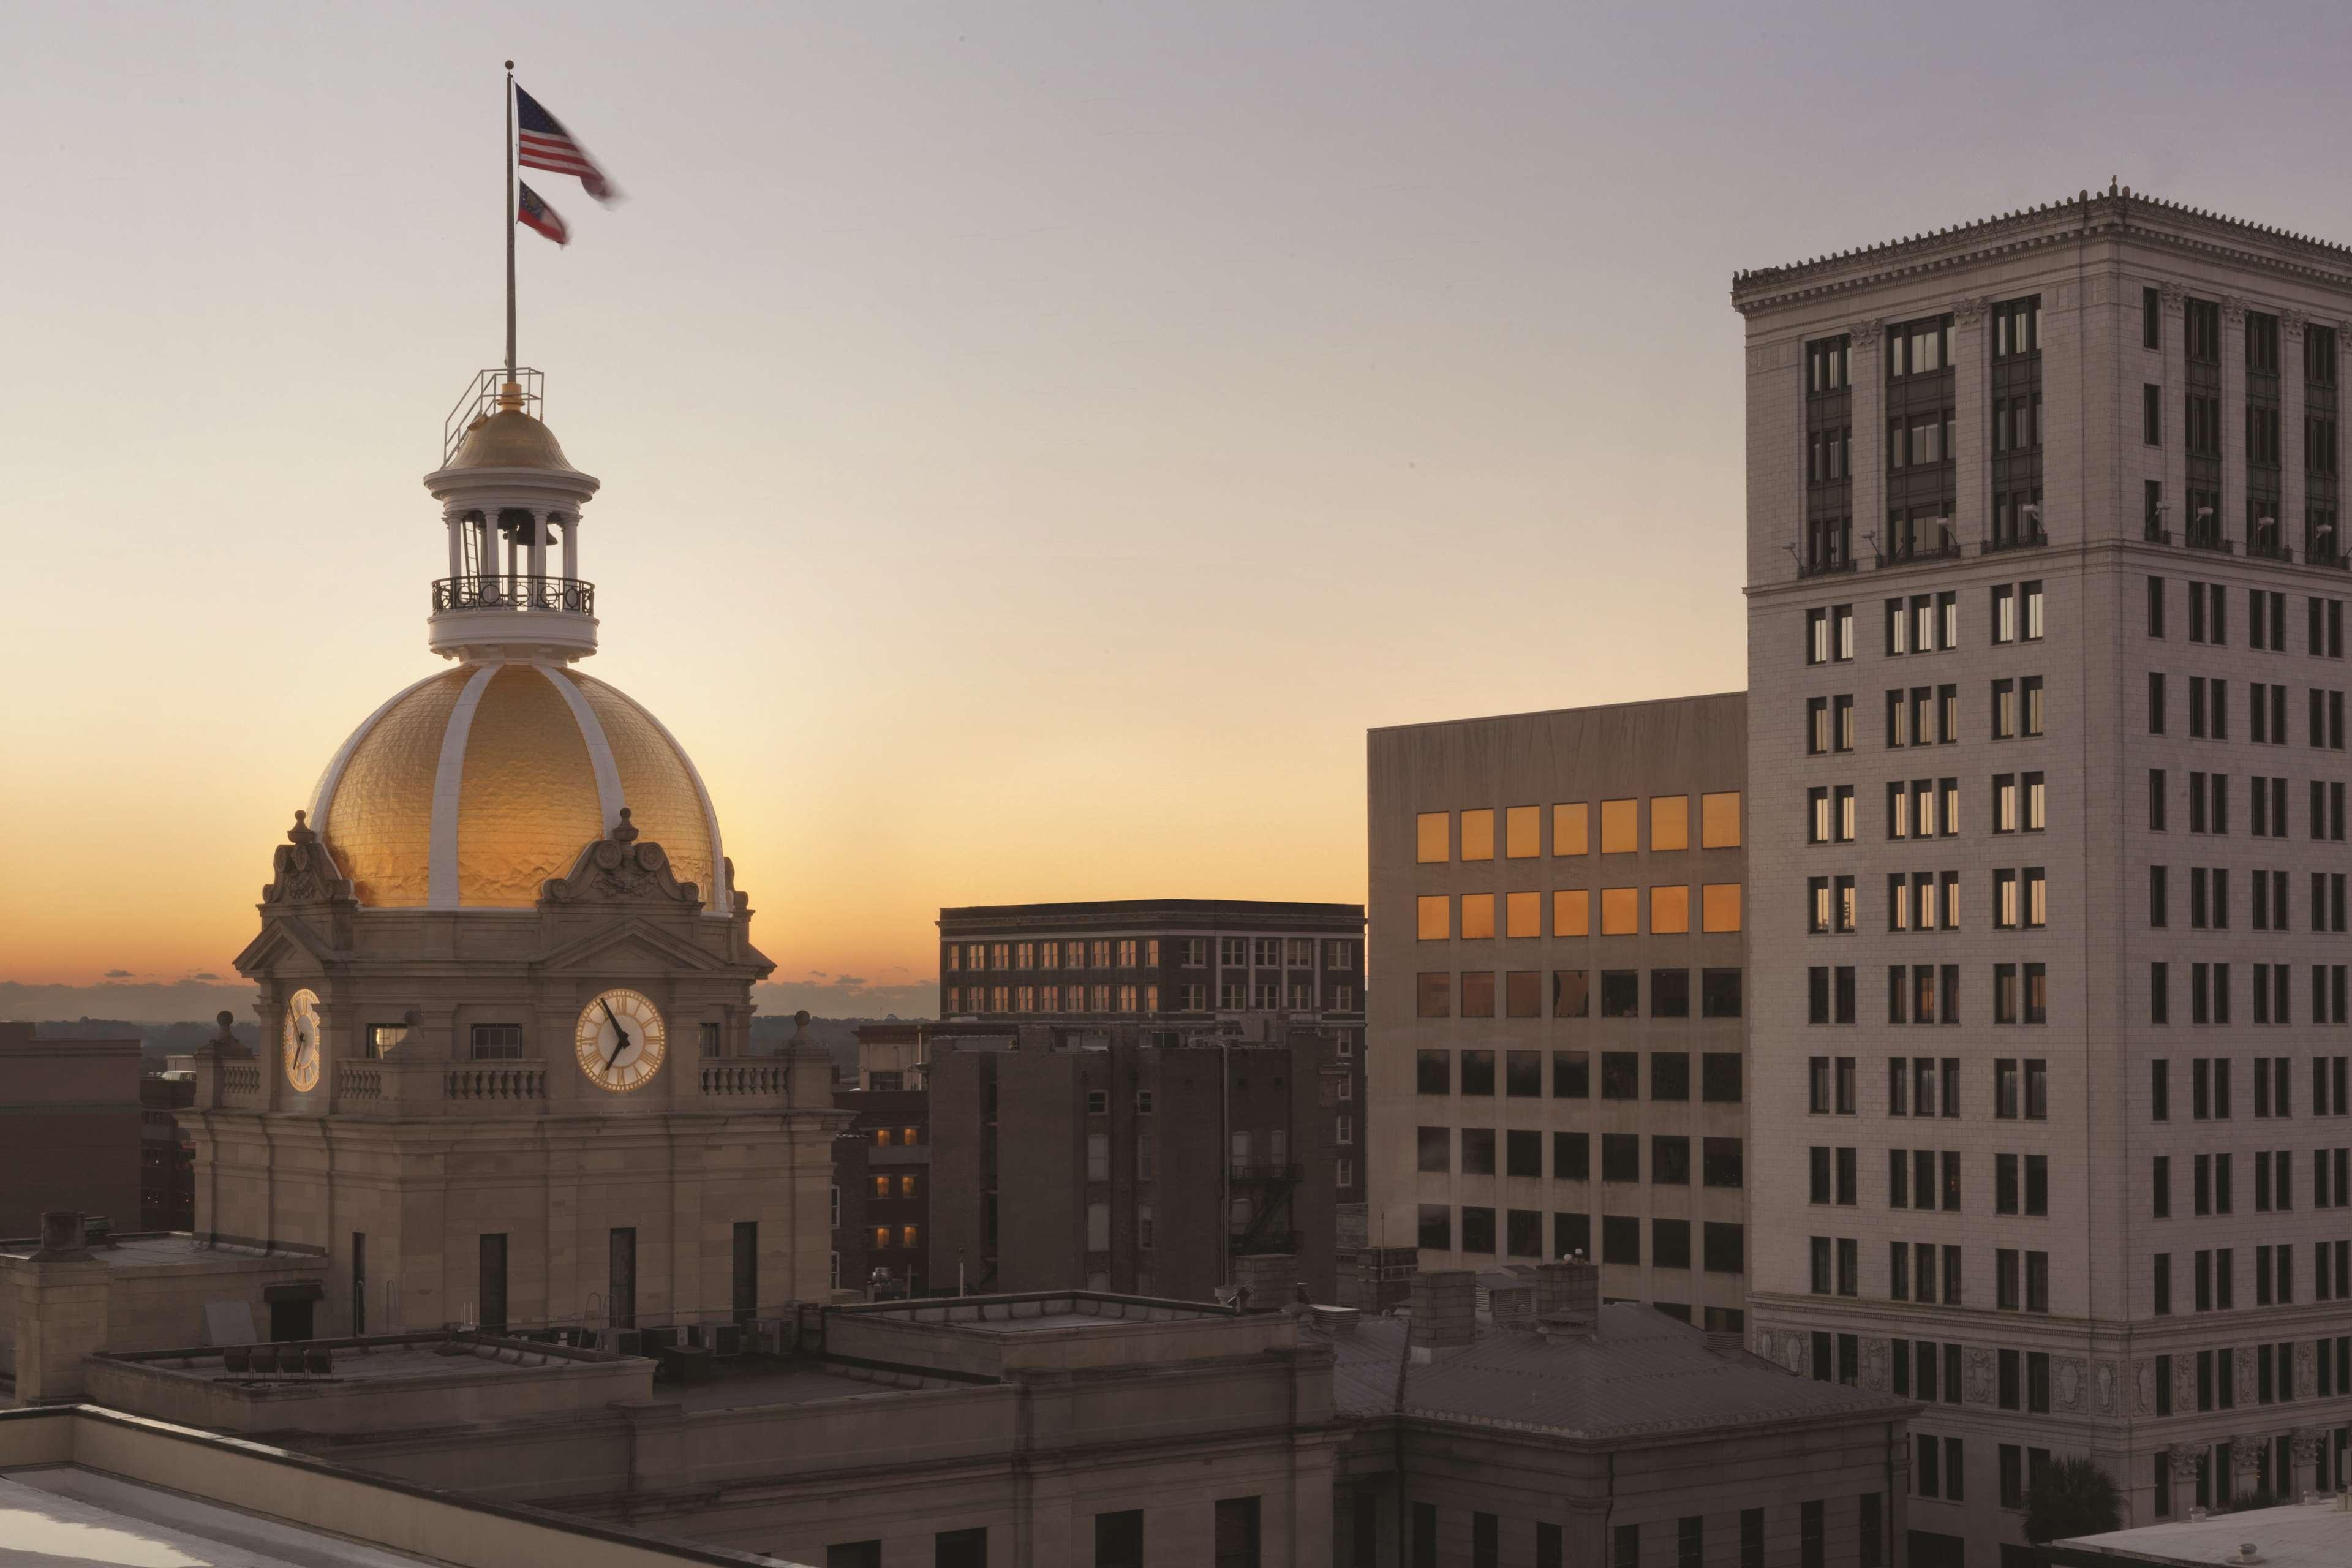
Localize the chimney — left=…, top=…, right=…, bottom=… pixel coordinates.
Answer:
left=29, top=1212, right=92, bottom=1262
left=1535, top=1254, right=1600, bottom=1338
left=1409, top=1270, right=1476, bottom=1362
left=1232, top=1253, right=1298, bottom=1310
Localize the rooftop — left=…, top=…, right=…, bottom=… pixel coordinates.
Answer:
left=1731, top=183, right=2352, bottom=315
left=2049, top=1497, right=2352, bottom=1568
left=0, top=1230, right=320, bottom=1272
left=1328, top=1303, right=1910, bottom=1442
left=0, top=1405, right=806, bottom=1568
left=938, top=897, right=1364, bottom=929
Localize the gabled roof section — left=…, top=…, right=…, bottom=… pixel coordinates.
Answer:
left=1731, top=181, right=2352, bottom=317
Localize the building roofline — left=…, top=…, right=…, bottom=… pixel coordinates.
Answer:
left=937, top=899, right=1364, bottom=924
left=1730, top=183, right=2352, bottom=317
left=1366, top=688, right=1746, bottom=737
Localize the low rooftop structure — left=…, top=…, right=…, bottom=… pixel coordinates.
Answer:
left=2046, top=1497, right=2352, bottom=1568
left=0, top=1403, right=806, bottom=1567
left=72, top=1291, right=1338, bottom=1564
left=1321, top=1267, right=1915, bottom=1567
left=87, top=1330, right=649, bottom=1434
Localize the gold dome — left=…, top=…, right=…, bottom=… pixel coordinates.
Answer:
left=443, top=408, right=579, bottom=473
left=307, top=662, right=726, bottom=911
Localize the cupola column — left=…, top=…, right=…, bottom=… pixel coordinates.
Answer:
left=560, top=514, right=577, bottom=582
left=528, top=508, right=549, bottom=589
left=445, top=510, right=464, bottom=582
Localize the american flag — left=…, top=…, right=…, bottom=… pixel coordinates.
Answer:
left=516, top=85, right=617, bottom=203
left=517, top=182, right=568, bottom=246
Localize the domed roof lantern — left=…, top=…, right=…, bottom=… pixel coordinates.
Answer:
left=423, top=371, right=602, bottom=664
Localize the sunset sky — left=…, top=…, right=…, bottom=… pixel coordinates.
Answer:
left=9, top=1, right=2351, bottom=1020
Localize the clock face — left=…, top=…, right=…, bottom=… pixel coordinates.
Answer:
left=575, top=989, right=667, bottom=1092
left=282, top=989, right=322, bottom=1092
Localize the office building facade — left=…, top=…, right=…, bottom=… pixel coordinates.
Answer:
left=1366, top=695, right=1752, bottom=1329
left=1737, top=187, right=2352, bottom=1562
left=938, top=899, right=1365, bottom=1024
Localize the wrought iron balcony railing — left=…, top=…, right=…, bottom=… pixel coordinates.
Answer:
left=432, top=575, right=595, bottom=615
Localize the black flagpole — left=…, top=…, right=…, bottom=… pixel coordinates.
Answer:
left=504, top=60, right=517, bottom=382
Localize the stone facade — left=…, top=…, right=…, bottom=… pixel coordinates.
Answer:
left=1737, top=187, right=2352, bottom=1558
left=194, top=816, right=840, bottom=1338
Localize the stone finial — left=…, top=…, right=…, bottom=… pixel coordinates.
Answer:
left=287, top=810, right=317, bottom=846
left=792, top=1009, right=811, bottom=1042
left=611, top=807, right=639, bottom=843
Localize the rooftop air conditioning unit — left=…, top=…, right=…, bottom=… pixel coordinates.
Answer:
left=710, top=1324, right=745, bottom=1359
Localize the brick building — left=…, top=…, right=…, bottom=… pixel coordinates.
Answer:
left=929, top=1019, right=1364, bottom=1303
left=140, top=1072, right=196, bottom=1232
left=829, top=1087, right=930, bottom=1298
left=0, top=1023, right=142, bottom=1238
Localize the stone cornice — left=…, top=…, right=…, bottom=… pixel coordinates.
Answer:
left=1732, top=188, right=2352, bottom=318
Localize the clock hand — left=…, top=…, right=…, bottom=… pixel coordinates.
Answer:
left=600, top=998, right=630, bottom=1068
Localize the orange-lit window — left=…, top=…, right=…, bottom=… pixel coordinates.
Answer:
left=1505, top=805, right=1540, bottom=858
left=1416, top=812, right=1450, bottom=863
left=1600, top=799, right=1638, bottom=853
left=872, top=1227, right=891, bottom=1251
left=945, top=946, right=962, bottom=971
left=1554, top=802, right=1589, bottom=856
left=900, top=1175, right=918, bottom=1197
left=991, top=986, right=1010, bottom=1012
left=1553, top=889, right=1590, bottom=937
left=1651, top=886, right=1691, bottom=934
left=872, top=1175, right=890, bottom=1199
left=874, top=1129, right=893, bottom=1147
left=900, top=1226, right=919, bottom=1249
left=1600, top=887, right=1638, bottom=935
left=1702, top=883, right=1744, bottom=932
left=1650, top=796, right=1690, bottom=851
left=1144, top=984, right=1159, bottom=1012
left=1461, top=894, right=1496, bottom=940
left=1461, top=809, right=1496, bottom=861
left=1701, top=791, right=1744, bottom=848
left=1506, top=891, right=1540, bottom=938
left=902, top=1128, right=919, bottom=1145
left=1417, top=895, right=1450, bottom=940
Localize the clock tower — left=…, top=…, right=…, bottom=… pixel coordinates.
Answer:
left=192, top=375, right=839, bottom=1337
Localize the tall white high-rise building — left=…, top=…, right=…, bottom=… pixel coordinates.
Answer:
left=1737, top=186, right=2352, bottom=1567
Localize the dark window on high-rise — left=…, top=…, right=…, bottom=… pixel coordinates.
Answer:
left=1702, top=968, right=1744, bottom=1017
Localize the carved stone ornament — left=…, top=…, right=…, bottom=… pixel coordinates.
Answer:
left=2094, top=1359, right=2119, bottom=1416
left=2222, top=294, right=2248, bottom=326
left=2282, top=309, right=2307, bottom=342
left=1847, top=318, right=1884, bottom=349
left=541, top=809, right=704, bottom=907
left=1860, top=1336, right=1890, bottom=1392
left=2296, top=1340, right=2316, bottom=1399
left=2056, top=1355, right=2086, bottom=1412
left=1954, top=295, right=1992, bottom=327
left=2167, top=1443, right=2204, bottom=1481
left=1965, top=1348, right=1996, bottom=1404
left=262, top=810, right=354, bottom=905
left=2173, top=1354, right=2198, bottom=1412
left=2233, top=1437, right=2266, bottom=1475
left=2159, top=281, right=2185, bottom=314
left=2293, top=1425, right=2326, bottom=1463
left=2133, top=1359, right=2156, bottom=1415
left=2234, top=1344, right=2258, bottom=1397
